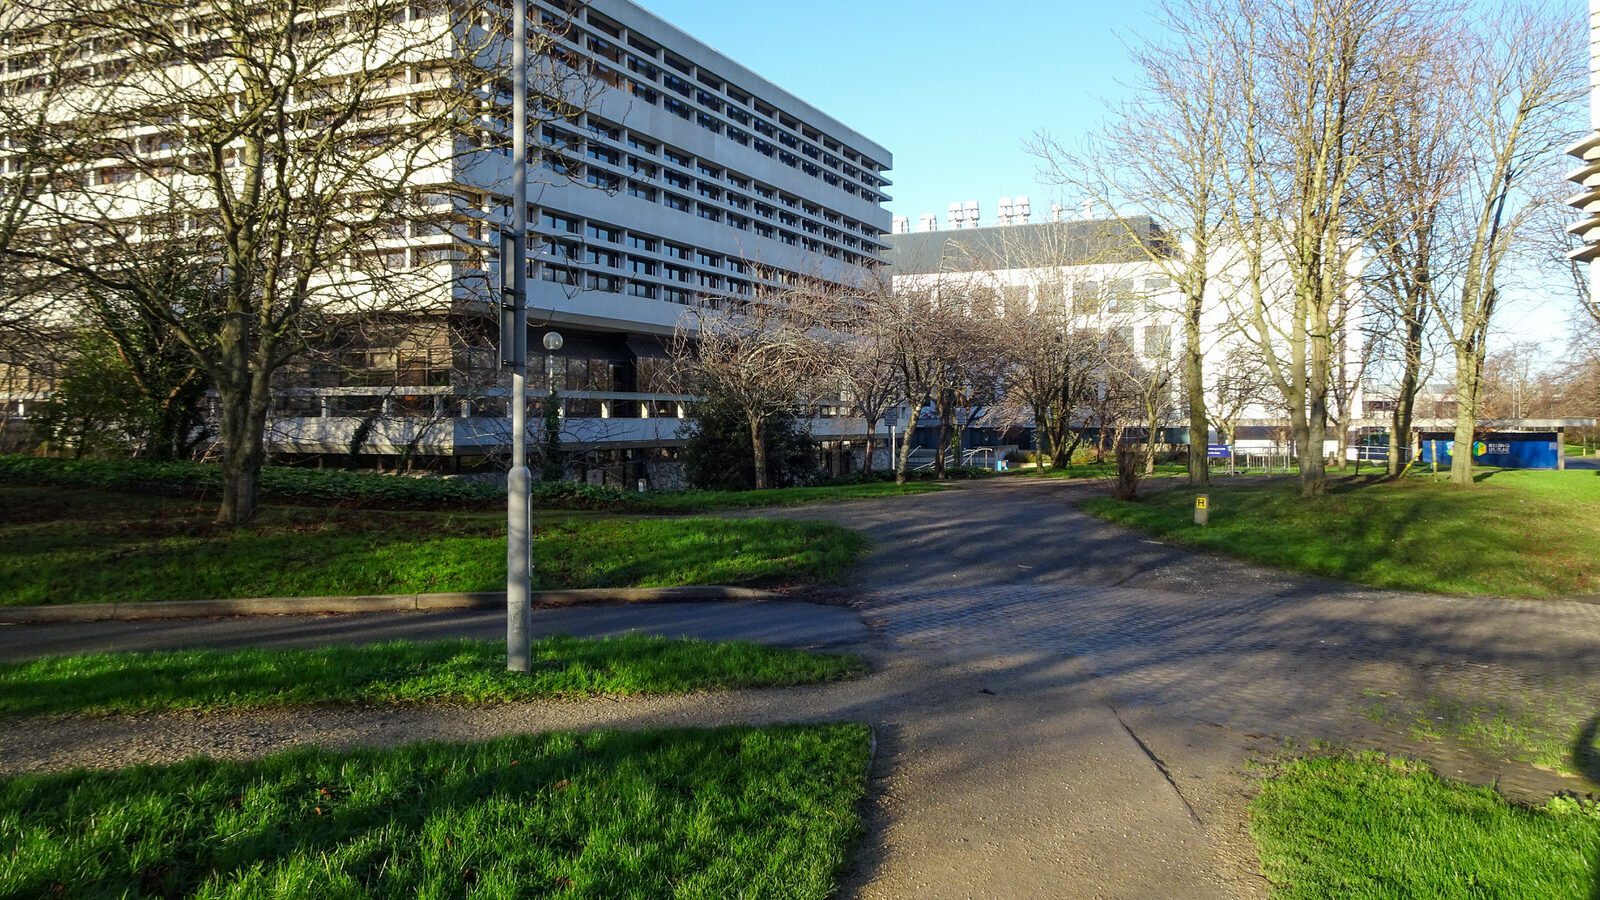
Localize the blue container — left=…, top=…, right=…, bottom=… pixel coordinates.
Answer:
left=1416, top=432, right=1559, bottom=469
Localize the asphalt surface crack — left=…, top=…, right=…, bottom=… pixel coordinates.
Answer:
left=1111, top=705, right=1205, bottom=826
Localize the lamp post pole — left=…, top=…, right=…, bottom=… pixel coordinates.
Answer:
left=506, top=0, right=531, bottom=672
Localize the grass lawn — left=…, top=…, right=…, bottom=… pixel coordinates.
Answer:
left=0, top=724, right=871, bottom=898
left=1080, top=470, right=1600, bottom=597
left=0, top=485, right=866, bottom=606
left=0, top=637, right=866, bottom=716
left=1250, top=753, right=1600, bottom=899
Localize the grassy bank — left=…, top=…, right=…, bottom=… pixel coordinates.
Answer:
left=0, top=637, right=867, bottom=716
left=0, top=454, right=937, bottom=513
left=1360, top=688, right=1599, bottom=779
left=1081, top=471, right=1600, bottom=597
left=0, top=725, right=871, bottom=898
left=1251, top=753, right=1600, bottom=899
left=0, top=485, right=866, bottom=606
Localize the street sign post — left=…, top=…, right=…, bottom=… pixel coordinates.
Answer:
left=505, top=0, right=531, bottom=673
left=1194, top=494, right=1209, bottom=526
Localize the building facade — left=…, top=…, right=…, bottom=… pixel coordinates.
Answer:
left=1, top=0, right=892, bottom=477
left=884, top=213, right=1367, bottom=457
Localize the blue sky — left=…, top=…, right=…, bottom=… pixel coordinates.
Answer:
left=635, top=0, right=1154, bottom=228
left=634, top=0, right=1583, bottom=352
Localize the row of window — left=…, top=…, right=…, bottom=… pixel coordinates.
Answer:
left=538, top=117, right=885, bottom=259
left=540, top=2, right=890, bottom=203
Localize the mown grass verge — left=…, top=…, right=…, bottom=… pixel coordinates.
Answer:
left=0, top=485, right=867, bottom=606
left=1080, top=470, right=1600, bottom=597
left=1250, top=753, right=1600, bottom=899
left=0, top=454, right=937, bottom=513
left=0, top=636, right=867, bottom=716
left=0, top=724, right=872, bottom=898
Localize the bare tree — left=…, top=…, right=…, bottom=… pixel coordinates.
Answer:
left=1217, top=0, right=1432, bottom=497
left=9, top=0, right=598, bottom=522
left=672, top=288, right=833, bottom=490
left=994, top=284, right=1096, bottom=470
left=1428, top=3, right=1584, bottom=486
left=826, top=275, right=902, bottom=476
left=1353, top=27, right=1461, bottom=477
left=0, top=3, right=87, bottom=363
left=1211, top=351, right=1273, bottom=466
left=1034, top=0, right=1232, bottom=488
left=878, top=278, right=948, bottom=483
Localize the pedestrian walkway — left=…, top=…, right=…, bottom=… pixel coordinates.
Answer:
left=6, top=476, right=1598, bottom=898
left=0, top=600, right=870, bottom=662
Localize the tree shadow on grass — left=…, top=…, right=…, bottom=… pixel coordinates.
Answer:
left=1, top=726, right=866, bottom=897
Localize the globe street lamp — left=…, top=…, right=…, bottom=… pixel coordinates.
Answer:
left=543, top=331, right=563, bottom=393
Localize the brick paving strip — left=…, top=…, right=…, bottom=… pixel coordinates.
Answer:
left=4, top=478, right=1598, bottom=899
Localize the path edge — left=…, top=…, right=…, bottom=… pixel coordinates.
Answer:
left=0, top=586, right=779, bottom=624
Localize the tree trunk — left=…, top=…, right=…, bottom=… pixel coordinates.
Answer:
left=1299, top=304, right=1332, bottom=497
left=1449, top=344, right=1481, bottom=487
left=215, top=378, right=270, bottom=525
left=1184, top=294, right=1209, bottom=488
left=1143, top=404, right=1159, bottom=476
left=1033, top=411, right=1049, bottom=474
left=862, top=418, right=877, bottom=477
left=894, top=400, right=921, bottom=485
left=1388, top=307, right=1427, bottom=477
left=749, top=415, right=768, bottom=490
left=933, top=389, right=951, bottom=479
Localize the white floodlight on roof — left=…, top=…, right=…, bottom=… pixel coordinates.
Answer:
left=919, top=213, right=939, bottom=232
left=948, top=202, right=963, bottom=229
left=1015, top=196, right=1031, bottom=223
left=963, top=201, right=980, bottom=228
left=998, top=196, right=1013, bottom=226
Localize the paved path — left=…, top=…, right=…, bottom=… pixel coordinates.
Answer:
left=0, top=601, right=869, bottom=661
left=6, top=476, right=1600, bottom=898
left=755, top=477, right=1600, bottom=898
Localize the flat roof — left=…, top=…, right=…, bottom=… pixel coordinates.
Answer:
left=882, top=217, right=1173, bottom=276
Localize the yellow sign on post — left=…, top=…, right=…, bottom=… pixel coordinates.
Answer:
left=1194, top=494, right=1210, bottom=526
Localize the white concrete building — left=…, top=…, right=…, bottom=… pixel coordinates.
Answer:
left=883, top=215, right=1367, bottom=456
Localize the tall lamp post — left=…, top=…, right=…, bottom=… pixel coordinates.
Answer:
left=505, top=0, right=531, bottom=672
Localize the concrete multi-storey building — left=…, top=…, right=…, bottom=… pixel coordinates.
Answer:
left=884, top=210, right=1366, bottom=457
left=0, top=0, right=891, bottom=478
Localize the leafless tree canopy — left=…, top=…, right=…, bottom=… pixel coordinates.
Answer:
left=0, top=0, right=601, bottom=521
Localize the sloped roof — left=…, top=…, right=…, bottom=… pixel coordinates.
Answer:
left=883, top=216, right=1174, bottom=276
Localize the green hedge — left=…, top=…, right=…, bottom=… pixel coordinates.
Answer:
left=0, top=454, right=959, bottom=513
